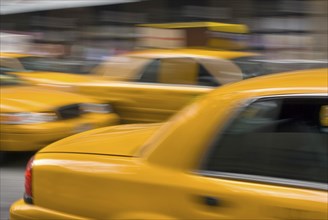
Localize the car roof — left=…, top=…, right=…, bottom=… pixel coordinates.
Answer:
left=138, top=22, right=247, bottom=31
left=127, top=48, right=258, bottom=59
left=210, top=68, right=328, bottom=98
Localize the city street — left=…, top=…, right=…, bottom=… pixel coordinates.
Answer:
left=0, top=153, right=33, bottom=220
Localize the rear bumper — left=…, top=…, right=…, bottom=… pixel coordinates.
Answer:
left=10, top=199, right=86, bottom=220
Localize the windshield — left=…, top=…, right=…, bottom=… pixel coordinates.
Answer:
left=257, top=59, right=328, bottom=74
left=0, top=57, right=25, bottom=71
left=232, top=56, right=328, bottom=79
left=18, top=57, right=98, bottom=74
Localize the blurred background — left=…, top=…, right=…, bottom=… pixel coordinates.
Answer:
left=1, top=0, right=327, bottom=61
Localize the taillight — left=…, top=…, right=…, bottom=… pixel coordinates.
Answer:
left=24, top=156, right=34, bottom=204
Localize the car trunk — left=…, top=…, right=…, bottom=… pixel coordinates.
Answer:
left=31, top=123, right=162, bottom=218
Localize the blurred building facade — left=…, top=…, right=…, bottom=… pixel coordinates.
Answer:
left=1, top=0, right=327, bottom=60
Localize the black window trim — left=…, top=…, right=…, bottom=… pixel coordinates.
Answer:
left=196, top=93, right=328, bottom=191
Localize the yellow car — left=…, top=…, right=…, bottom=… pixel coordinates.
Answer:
left=1, top=50, right=264, bottom=123
left=0, top=70, right=119, bottom=155
left=10, top=68, right=328, bottom=220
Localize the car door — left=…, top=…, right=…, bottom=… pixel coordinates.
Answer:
left=126, top=57, right=214, bottom=123
left=185, top=96, right=328, bottom=219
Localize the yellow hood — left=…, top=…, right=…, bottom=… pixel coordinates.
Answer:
left=39, top=123, right=162, bottom=156
left=0, top=85, right=96, bottom=113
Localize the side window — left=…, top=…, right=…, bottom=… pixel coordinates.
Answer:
left=92, top=56, right=151, bottom=80
left=158, top=58, right=219, bottom=86
left=138, top=59, right=160, bottom=83
left=159, top=58, right=198, bottom=85
left=0, top=57, right=24, bottom=71
left=197, top=64, right=220, bottom=87
left=138, top=57, right=220, bottom=86
left=203, top=97, right=328, bottom=185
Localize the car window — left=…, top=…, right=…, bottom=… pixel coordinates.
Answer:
left=92, top=55, right=151, bottom=80
left=197, top=57, right=243, bottom=85
left=0, top=57, right=25, bottom=71
left=232, top=57, right=328, bottom=78
left=138, top=59, right=160, bottom=83
left=18, top=57, right=52, bottom=71
left=158, top=58, right=198, bottom=85
left=203, top=97, right=328, bottom=185
left=197, top=63, right=220, bottom=86
left=231, top=56, right=271, bottom=79
left=19, top=57, right=98, bottom=74
left=139, top=58, right=199, bottom=85
left=138, top=57, right=219, bottom=86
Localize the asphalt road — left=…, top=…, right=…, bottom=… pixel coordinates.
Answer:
left=0, top=152, right=34, bottom=220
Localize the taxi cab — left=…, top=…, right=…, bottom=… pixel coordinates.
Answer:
left=10, top=68, right=328, bottom=220
left=0, top=70, right=119, bottom=155
left=1, top=49, right=262, bottom=123
left=80, top=48, right=264, bottom=123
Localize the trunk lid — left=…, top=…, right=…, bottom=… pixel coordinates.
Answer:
left=39, top=123, right=162, bottom=157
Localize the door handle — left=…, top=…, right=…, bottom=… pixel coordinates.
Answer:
left=201, top=196, right=220, bottom=207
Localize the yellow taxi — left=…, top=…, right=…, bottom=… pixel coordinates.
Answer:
left=78, top=49, right=265, bottom=123
left=0, top=70, right=119, bottom=156
left=1, top=50, right=263, bottom=123
left=10, top=68, right=328, bottom=220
